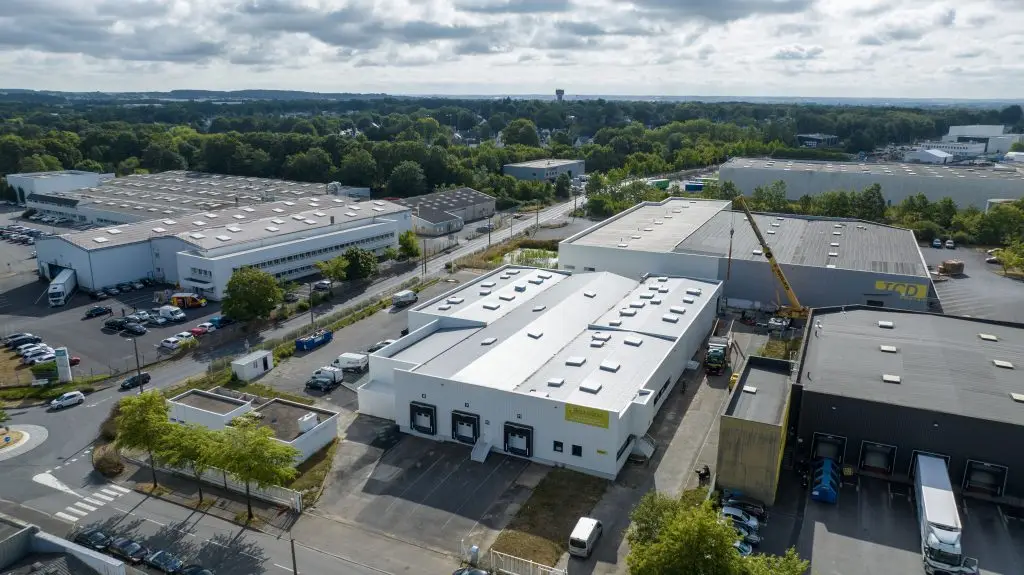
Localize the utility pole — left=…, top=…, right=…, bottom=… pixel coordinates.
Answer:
left=130, top=337, right=143, bottom=393
left=487, top=215, right=492, bottom=247
left=291, top=538, right=299, bottom=575
left=421, top=237, right=427, bottom=276
left=308, top=281, right=314, bottom=326
left=535, top=203, right=540, bottom=234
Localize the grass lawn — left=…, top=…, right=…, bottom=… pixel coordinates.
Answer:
left=288, top=438, right=338, bottom=505
left=0, top=353, right=31, bottom=387
left=491, top=468, right=608, bottom=567
left=0, top=429, right=24, bottom=449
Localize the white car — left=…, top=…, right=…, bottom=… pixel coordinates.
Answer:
left=15, top=343, right=45, bottom=356
left=50, top=391, right=85, bottom=410
left=22, top=348, right=55, bottom=363
left=131, top=311, right=151, bottom=322
left=30, top=353, right=56, bottom=365
left=174, top=332, right=195, bottom=342
left=160, top=337, right=181, bottom=350
left=196, top=322, right=216, bottom=333
left=313, top=280, right=332, bottom=291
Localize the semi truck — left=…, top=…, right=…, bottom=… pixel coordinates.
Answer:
left=914, top=454, right=979, bottom=574
left=48, top=269, right=77, bottom=307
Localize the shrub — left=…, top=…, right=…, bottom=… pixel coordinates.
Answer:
left=93, top=444, right=124, bottom=477
left=99, top=401, right=122, bottom=441
left=296, top=300, right=310, bottom=312
left=273, top=343, right=295, bottom=362
left=951, top=231, right=973, bottom=246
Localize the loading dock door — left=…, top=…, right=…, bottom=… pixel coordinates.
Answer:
left=859, top=441, right=897, bottom=475
left=409, top=402, right=437, bottom=435
left=963, top=460, right=1007, bottom=497
left=811, top=433, right=847, bottom=464
left=909, top=450, right=949, bottom=480
left=451, top=411, right=480, bottom=444
left=503, top=423, right=534, bottom=458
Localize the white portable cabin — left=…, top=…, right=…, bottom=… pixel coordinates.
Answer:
left=231, top=350, right=274, bottom=382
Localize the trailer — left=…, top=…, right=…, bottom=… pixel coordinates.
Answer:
left=48, top=268, right=77, bottom=307
left=914, top=454, right=979, bottom=574
left=295, top=329, right=333, bottom=352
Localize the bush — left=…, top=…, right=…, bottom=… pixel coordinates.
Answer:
left=93, top=444, right=124, bottom=477
left=911, top=220, right=942, bottom=242
left=951, top=231, right=973, bottom=246
left=273, top=342, right=295, bottom=362
left=296, top=300, right=310, bottom=312
left=99, top=401, right=122, bottom=441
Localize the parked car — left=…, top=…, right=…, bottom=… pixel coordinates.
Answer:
left=6, top=335, right=41, bottom=348
left=731, top=520, right=761, bottom=545
left=931, top=238, right=942, bottom=248
left=721, top=506, right=759, bottom=532
left=733, top=540, right=753, bottom=557
left=123, top=323, right=147, bottom=335
left=145, top=550, right=184, bottom=574
left=84, top=305, right=112, bottom=318
left=129, top=310, right=151, bottom=322
left=50, top=391, right=85, bottom=410
left=72, top=528, right=110, bottom=551
left=3, top=332, right=31, bottom=344
left=190, top=322, right=216, bottom=336
left=104, top=317, right=129, bottom=331
left=313, top=279, right=332, bottom=291
left=70, top=356, right=81, bottom=366
left=132, top=281, right=145, bottom=290
left=367, top=339, right=396, bottom=353
left=29, top=353, right=56, bottom=365
left=107, top=537, right=150, bottom=564
left=103, top=286, right=120, bottom=296
left=160, top=337, right=181, bottom=350
left=721, top=496, right=769, bottom=521
left=283, top=292, right=299, bottom=303
left=180, top=566, right=215, bottom=575
left=452, top=569, right=489, bottom=575
left=22, top=347, right=54, bottom=362
left=174, top=332, right=196, bottom=343
left=305, top=377, right=339, bottom=392
left=88, top=289, right=108, bottom=300
left=117, top=282, right=134, bottom=292
left=945, top=239, right=956, bottom=249
left=15, top=342, right=46, bottom=355
left=120, top=372, right=152, bottom=390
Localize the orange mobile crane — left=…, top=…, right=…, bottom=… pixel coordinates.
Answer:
left=732, top=196, right=809, bottom=320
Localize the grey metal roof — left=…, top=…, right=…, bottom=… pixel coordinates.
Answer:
left=563, top=197, right=730, bottom=252
left=799, top=307, right=1024, bottom=425
left=723, top=157, right=1024, bottom=183
left=725, top=357, right=791, bottom=425
left=394, top=187, right=494, bottom=214
left=411, top=205, right=462, bottom=225
left=504, top=159, right=581, bottom=169
left=675, top=211, right=927, bottom=277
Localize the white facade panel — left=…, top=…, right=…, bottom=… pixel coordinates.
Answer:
left=288, top=412, right=339, bottom=464
left=89, top=243, right=158, bottom=290
left=559, top=243, right=720, bottom=283
left=357, top=379, right=396, bottom=420
left=7, top=171, right=104, bottom=203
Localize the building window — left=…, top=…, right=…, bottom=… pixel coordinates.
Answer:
left=572, top=445, right=582, bottom=457
left=584, top=267, right=596, bottom=272
left=553, top=441, right=563, bottom=453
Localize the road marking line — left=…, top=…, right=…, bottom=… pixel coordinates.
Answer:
left=83, top=497, right=104, bottom=506
left=108, top=484, right=130, bottom=494
left=74, top=502, right=98, bottom=512
left=100, top=488, right=120, bottom=497
left=144, top=517, right=165, bottom=526
left=54, top=512, right=79, bottom=522
left=70, top=458, right=78, bottom=463
left=273, top=563, right=296, bottom=573
left=65, top=507, right=88, bottom=517
left=92, top=493, right=114, bottom=502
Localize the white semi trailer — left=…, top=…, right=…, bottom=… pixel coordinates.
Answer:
left=914, top=454, right=978, bottom=574
left=47, top=268, right=77, bottom=307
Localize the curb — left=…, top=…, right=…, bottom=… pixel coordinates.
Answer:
left=122, top=481, right=283, bottom=537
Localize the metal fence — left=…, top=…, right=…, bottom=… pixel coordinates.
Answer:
left=460, top=542, right=566, bottom=575
left=123, top=454, right=303, bottom=512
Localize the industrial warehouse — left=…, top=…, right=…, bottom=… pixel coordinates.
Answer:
left=719, top=157, right=1024, bottom=208
left=503, top=159, right=585, bottom=182
left=357, top=266, right=721, bottom=479
left=35, top=188, right=411, bottom=299
left=392, top=187, right=496, bottom=236
left=558, top=197, right=934, bottom=312
left=715, top=306, right=1024, bottom=505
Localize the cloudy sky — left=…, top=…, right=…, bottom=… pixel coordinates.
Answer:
left=1, top=0, right=1022, bottom=98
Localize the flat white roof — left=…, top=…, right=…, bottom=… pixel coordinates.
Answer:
left=505, top=159, right=582, bottom=169
left=563, top=197, right=730, bottom=252
left=395, top=266, right=721, bottom=411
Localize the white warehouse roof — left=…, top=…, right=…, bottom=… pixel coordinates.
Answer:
left=392, top=266, right=721, bottom=411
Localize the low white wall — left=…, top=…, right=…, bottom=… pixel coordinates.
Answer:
left=289, top=412, right=338, bottom=464
left=32, top=531, right=126, bottom=575
left=168, top=400, right=251, bottom=430
left=357, top=380, right=395, bottom=420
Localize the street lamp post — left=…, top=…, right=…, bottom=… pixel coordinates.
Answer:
left=128, top=337, right=143, bottom=393
left=308, top=281, right=315, bottom=326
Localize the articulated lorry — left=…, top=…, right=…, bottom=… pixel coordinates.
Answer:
left=914, top=454, right=979, bottom=575
left=48, top=269, right=77, bottom=307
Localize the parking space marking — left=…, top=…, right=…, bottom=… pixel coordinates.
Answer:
left=273, top=563, right=297, bottom=573
left=381, top=456, right=444, bottom=515
left=439, top=456, right=518, bottom=533
left=100, top=488, right=121, bottom=498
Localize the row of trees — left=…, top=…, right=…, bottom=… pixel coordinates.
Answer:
left=627, top=491, right=807, bottom=575
left=115, top=391, right=296, bottom=520
left=221, top=236, right=419, bottom=323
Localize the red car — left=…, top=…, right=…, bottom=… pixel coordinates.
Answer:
left=189, top=326, right=208, bottom=336
left=70, top=356, right=81, bottom=366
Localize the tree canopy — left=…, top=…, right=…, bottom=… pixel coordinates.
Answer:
left=222, top=266, right=284, bottom=322
left=115, top=390, right=172, bottom=488
left=344, top=247, right=379, bottom=280
left=219, top=416, right=299, bottom=520
left=315, top=255, right=349, bottom=288
left=398, top=230, right=420, bottom=259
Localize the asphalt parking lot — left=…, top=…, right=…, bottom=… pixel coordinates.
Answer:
left=922, top=245, right=1024, bottom=323
left=766, top=472, right=1024, bottom=575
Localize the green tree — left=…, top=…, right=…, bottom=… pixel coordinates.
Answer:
left=337, top=148, right=377, bottom=187
left=627, top=501, right=742, bottom=575
left=627, top=491, right=686, bottom=548
left=585, top=173, right=606, bottom=196
left=222, top=266, right=283, bottom=322
left=749, top=181, right=789, bottom=213
left=744, top=548, right=810, bottom=575
left=18, top=153, right=62, bottom=172
left=314, top=255, right=349, bottom=291
left=502, top=118, right=541, bottom=147
left=854, top=183, right=886, bottom=222
left=216, top=417, right=299, bottom=521
left=284, top=147, right=333, bottom=182
left=115, top=391, right=172, bottom=489
left=554, top=173, right=572, bottom=199
left=387, top=160, right=427, bottom=197
left=73, top=159, right=106, bottom=173
left=157, top=423, right=218, bottom=503
left=344, top=247, right=379, bottom=279
left=1011, top=141, right=1024, bottom=153
left=398, top=230, right=420, bottom=259
left=383, top=247, right=399, bottom=261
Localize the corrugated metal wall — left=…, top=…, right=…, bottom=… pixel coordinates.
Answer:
left=796, top=390, right=1024, bottom=497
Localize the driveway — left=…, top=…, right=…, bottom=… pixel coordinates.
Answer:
left=923, top=246, right=1024, bottom=323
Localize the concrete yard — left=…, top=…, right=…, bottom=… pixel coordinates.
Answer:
left=924, top=245, right=1024, bottom=323
left=765, top=473, right=1024, bottom=575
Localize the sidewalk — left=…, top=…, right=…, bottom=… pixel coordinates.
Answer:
left=118, top=460, right=299, bottom=538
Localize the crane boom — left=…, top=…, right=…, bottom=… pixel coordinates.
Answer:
left=733, top=196, right=807, bottom=317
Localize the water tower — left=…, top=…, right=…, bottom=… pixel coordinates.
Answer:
left=555, top=89, right=564, bottom=102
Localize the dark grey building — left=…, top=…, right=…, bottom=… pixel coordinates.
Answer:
left=791, top=306, right=1024, bottom=499
left=394, top=188, right=496, bottom=236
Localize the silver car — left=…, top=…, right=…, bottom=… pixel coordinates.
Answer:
left=721, top=506, right=759, bottom=532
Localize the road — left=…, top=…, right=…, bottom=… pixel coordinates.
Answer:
left=0, top=198, right=578, bottom=570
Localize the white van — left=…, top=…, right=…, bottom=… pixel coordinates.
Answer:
left=332, top=353, right=369, bottom=373
left=392, top=290, right=418, bottom=307
left=568, top=517, right=602, bottom=558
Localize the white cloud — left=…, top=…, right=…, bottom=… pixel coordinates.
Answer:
left=0, top=0, right=1020, bottom=98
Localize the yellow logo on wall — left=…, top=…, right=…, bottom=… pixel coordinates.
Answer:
left=565, top=404, right=610, bottom=429
left=874, top=281, right=929, bottom=300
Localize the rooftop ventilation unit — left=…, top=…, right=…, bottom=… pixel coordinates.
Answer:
left=483, top=302, right=501, bottom=311
left=243, top=207, right=255, bottom=212
left=880, top=345, right=898, bottom=353
left=189, top=233, right=206, bottom=240
left=828, top=252, right=839, bottom=257
left=826, top=264, right=837, bottom=269
left=657, top=276, right=668, bottom=282
left=227, top=226, right=242, bottom=233
left=447, top=297, right=464, bottom=305
left=152, top=227, right=166, bottom=233
left=481, top=281, right=496, bottom=288
left=624, top=336, right=643, bottom=347
left=163, top=219, right=176, bottom=225
left=590, top=340, right=605, bottom=348
left=609, top=319, right=622, bottom=326
left=979, top=333, right=999, bottom=342
left=993, top=360, right=1015, bottom=369
left=742, top=386, right=758, bottom=394
left=882, top=374, right=901, bottom=384
left=547, top=377, right=565, bottom=387
left=192, top=221, right=206, bottom=226
left=878, top=320, right=894, bottom=329
left=584, top=291, right=597, bottom=298
left=92, top=237, right=109, bottom=244
left=532, top=305, right=546, bottom=312
left=479, top=289, right=491, bottom=296
left=292, top=214, right=305, bottom=220
left=630, top=301, right=646, bottom=308
left=650, top=298, right=662, bottom=305
left=830, top=242, right=840, bottom=247
left=481, top=337, right=497, bottom=345
left=216, top=235, right=231, bottom=242
left=273, top=208, right=284, bottom=213
left=271, top=218, right=284, bottom=225
left=438, top=304, right=451, bottom=311
left=683, top=296, right=695, bottom=304
left=345, top=212, right=357, bottom=217
left=686, top=288, right=702, bottom=296
left=669, top=305, right=687, bottom=314
left=514, top=283, right=527, bottom=292
left=767, top=230, right=776, bottom=235
left=507, top=269, right=520, bottom=275
left=265, top=226, right=280, bottom=232
left=662, top=314, right=679, bottom=323
left=538, top=272, right=553, bottom=280
left=619, top=308, right=637, bottom=317
left=579, top=381, right=602, bottom=393
left=648, top=285, right=661, bottom=291
left=640, top=293, right=654, bottom=300
left=592, top=333, right=611, bottom=342
left=600, top=361, right=621, bottom=373
left=528, top=278, right=544, bottom=285
left=204, top=213, right=218, bottom=218
left=618, top=243, right=629, bottom=248
left=566, top=356, right=587, bottom=367
left=107, top=229, right=122, bottom=235
left=631, top=235, right=641, bottom=240
left=833, top=231, right=842, bottom=236
left=644, top=227, right=654, bottom=232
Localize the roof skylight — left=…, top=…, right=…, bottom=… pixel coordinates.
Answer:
left=265, top=226, right=280, bottom=232
left=189, top=232, right=206, bottom=240
left=92, top=237, right=109, bottom=244
left=216, top=235, right=231, bottom=242
left=579, top=381, right=602, bottom=393
left=882, top=374, right=901, bottom=384
left=600, top=361, right=621, bottom=373
left=152, top=227, right=166, bottom=233
left=481, top=337, right=497, bottom=345
left=566, top=356, right=587, bottom=367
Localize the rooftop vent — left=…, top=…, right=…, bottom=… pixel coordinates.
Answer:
left=163, top=219, right=176, bottom=225
left=644, top=227, right=654, bottom=232
left=272, top=208, right=284, bottom=213
left=770, top=222, right=780, bottom=228
left=590, top=340, right=605, bottom=348
left=215, top=235, right=231, bottom=242
left=584, top=291, right=597, bottom=298
left=686, top=288, right=702, bottom=296
left=834, top=224, right=842, bottom=228
left=830, top=242, right=840, bottom=247
left=619, top=308, right=637, bottom=317
left=265, top=226, right=280, bottom=232
left=624, top=336, right=643, bottom=347
left=657, top=276, right=668, bottom=282
left=640, top=293, right=654, bottom=300
left=566, top=356, right=587, bottom=367
left=532, top=305, right=546, bottom=312
left=479, top=289, right=491, bottom=296
left=507, top=269, right=520, bottom=275
left=683, top=296, right=695, bottom=304
left=192, top=221, right=206, bottom=226
left=227, top=226, right=242, bottom=233
left=514, top=283, right=527, bottom=292
left=107, top=229, right=122, bottom=235
left=617, top=243, right=629, bottom=248
left=979, top=333, right=999, bottom=342
left=204, top=213, right=218, bottom=218
left=662, top=314, right=680, bottom=323
left=882, top=374, right=901, bottom=384
left=189, top=232, right=206, bottom=240
left=767, top=230, right=776, bottom=235
left=880, top=345, right=898, bottom=353
left=92, top=237, right=109, bottom=244
left=483, top=302, right=501, bottom=311
left=271, top=218, right=284, bottom=225
left=878, top=320, right=894, bottom=329
left=481, top=281, right=496, bottom=288
left=291, top=214, right=305, bottom=220
left=609, top=319, right=622, bottom=326
left=669, top=305, right=687, bottom=315
left=152, top=227, right=166, bottom=233
left=528, top=278, right=544, bottom=285
left=651, top=298, right=662, bottom=305
left=833, top=231, right=842, bottom=236
left=592, top=333, right=611, bottom=342
left=345, top=212, right=357, bottom=217
left=828, top=252, right=839, bottom=257
left=1011, top=392, right=1024, bottom=403
left=243, top=207, right=255, bottom=212
left=579, top=381, right=603, bottom=394
left=547, top=377, right=565, bottom=387
left=499, top=274, right=511, bottom=280
left=826, top=264, right=837, bottom=269
left=630, top=301, right=646, bottom=308
left=658, top=287, right=669, bottom=293
left=752, top=249, right=763, bottom=256
left=538, top=272, right=553, bottom=280
left=600, top=361, right=621, bottom=373
left=447, top=297, right=464, bottom=305
left=313, top=211, right=327, bottom=217
left=993, top=360, right=1015, bottom=369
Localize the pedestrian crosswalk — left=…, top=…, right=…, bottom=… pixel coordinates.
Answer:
left=54, top=484, right=131, bottom=523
